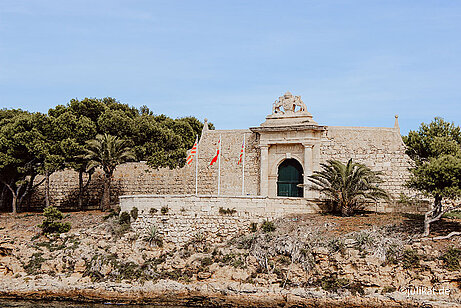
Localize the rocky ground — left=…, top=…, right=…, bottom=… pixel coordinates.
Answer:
left=0, top=210, right=460, bottom=307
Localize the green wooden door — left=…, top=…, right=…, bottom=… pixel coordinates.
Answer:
left=277, top=159, right=304, bottom=197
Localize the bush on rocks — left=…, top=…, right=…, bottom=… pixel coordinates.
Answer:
left=440, top=247, right=461, bottom=271
left=38, top=206, right=71, bottom=234
left=130, top=207, right=139, bottom=220
left=119, top=212, right=131, bottom=225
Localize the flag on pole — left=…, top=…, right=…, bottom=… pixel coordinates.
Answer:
left=210, top=138, right=220, bottom=166
left=237, top=138, right=245, bottom=165
left=186, top=136, right=198, bottom=166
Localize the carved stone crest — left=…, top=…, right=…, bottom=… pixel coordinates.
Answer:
left=272, top=91, right=308, bottom=115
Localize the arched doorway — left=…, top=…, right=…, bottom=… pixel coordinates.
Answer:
left=277, top=159, right=304, bottom=197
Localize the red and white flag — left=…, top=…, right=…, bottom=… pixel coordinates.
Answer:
left=210, top=138, right=220, bottom=166
left=186, top=136, right=198, bottom=166
left=237, top=138, right=244, bottom=165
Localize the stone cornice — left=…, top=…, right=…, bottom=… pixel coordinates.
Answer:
left=250, top=124, right=326, bottom=133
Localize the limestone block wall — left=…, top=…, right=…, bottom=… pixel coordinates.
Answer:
left=120, top=195, right=323, bottom=244
left=320, top=126, right=423, bottom=211
left=193, top=129, right=260, bottom=196
left=27, top=125, right=425, bottom=213
left=28, top=162, right=195, bottom=210
left=28, top=129, right=260, bottom=210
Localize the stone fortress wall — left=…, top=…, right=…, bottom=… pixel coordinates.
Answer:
left=26, top=91, right=429, bottom=245
left=29, top=92, right=423, bottom=215
left=29, top=122, right=419, bottom=212
left=320, top=125, right=415, bottom=211
left=28, top=128, right=262, bottom=210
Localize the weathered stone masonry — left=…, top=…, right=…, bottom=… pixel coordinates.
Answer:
left=28, top=91, right=427, bottom=244
left=31, top=91, right=419, bottom=214
left=121, top=195, right=323, bottom=244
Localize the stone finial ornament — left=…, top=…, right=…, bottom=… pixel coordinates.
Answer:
left=272, top=91, right=308, bottom=115
left=262, top=91, right=317, bottom=126
left=202, top=118, right=209, bottom=133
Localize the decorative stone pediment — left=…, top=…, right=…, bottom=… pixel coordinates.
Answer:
left=272, top=91, right=307, bottom=115
left=262, top=91, right=318, bottom=127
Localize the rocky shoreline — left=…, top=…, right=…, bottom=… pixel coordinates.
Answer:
left=1, top=211, right=460, bottom=307
left=0, top=278, right=455, bottom=307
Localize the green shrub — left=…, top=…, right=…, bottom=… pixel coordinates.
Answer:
left=261, top=220, right=276, bottom=233
left=114, top=205, right=121, bottom=215
left=143, top=225, right=163, bottom=247
left=440, top=247, right=461, bottom=271
left=38, top=207, right=71, bottom=234
left=317, top=275, right=364, bottom=295
left=114, top=223, right=131, bottom=238
left=219, top=253, right=246, bottom=269
left=219, top=207, right=237, bottom=215
left=161, top=206, right=169, bottom=215
left=104, top=207, right=120, bottom=220
left=24, top=252, right=45, bottom=275
left=401, top=249, right=420, bottom=269
left=349, top=282, right=365, bottom=296
left=232, top=233, right=256, bottom=249
left=328, top=238, right=345, bottom=254
left=277, top=255, right=291, bottom=265
left=184, top=232, right=209, bottom=253
left=119, top=212, right=131, bottom=225
left=319, top=274, right=349, bottom=293
left=382, top=286, right=396, bottom=294
left=130, top=207, right=139, bottom=220
left=192, top=231, right=206, bottom=243
left=34, top=241, right=66, bottom=252
left=443, top=210, right=461, bottom=219
left=353, top=232, right=372, bottom=251
left=200, top=257, right=213, bottom=267
left=149, top=207, right=158, bottom=215
left=385, top=244, right=400, bottom=265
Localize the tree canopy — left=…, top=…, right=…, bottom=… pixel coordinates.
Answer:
left=403, top=117, right=461, bottom=163
left=403, top=117, right=461, bottom=237
left=0, top=99, right=211, bottom=212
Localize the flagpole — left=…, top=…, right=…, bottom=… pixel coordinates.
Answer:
left=242, top=134, right=245, bottom=196
left=195, top=135, right=198, bottom=196
left=218, top=134, right=221, bottom=196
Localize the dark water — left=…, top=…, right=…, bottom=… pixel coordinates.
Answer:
left=0, top=299, right=186, bottom=308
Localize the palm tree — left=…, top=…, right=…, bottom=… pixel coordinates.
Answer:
left=84, top=134, right=135, bottom=210
left=308, top=159, right=390, bottom=216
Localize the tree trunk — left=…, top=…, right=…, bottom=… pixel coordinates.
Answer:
left=423, top=195, right=442, bottom=237
left=12, top=194, right=18, bottom=214
left=21, top=173, right=39, bottom=211
left=423, top=213, right=431, bottom=237
left=0, top=184, right=8, bottom=211
left=45, top=171, right=50, bottom=207
left=3, top=181, right=18, bottom=214
left=101, top=173, right=112, bottom=211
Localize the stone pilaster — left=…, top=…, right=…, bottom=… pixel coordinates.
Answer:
left=260, top=145, right=269, bottom=196
left=303, top=144, right=314, bottom=198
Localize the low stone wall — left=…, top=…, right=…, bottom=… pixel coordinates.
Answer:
left=120, top=195, right=323, bottom=244
left=120, top=194, right=430, bottom=245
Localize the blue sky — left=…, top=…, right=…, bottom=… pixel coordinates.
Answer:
left=1, top=0, right=460, bottom=134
